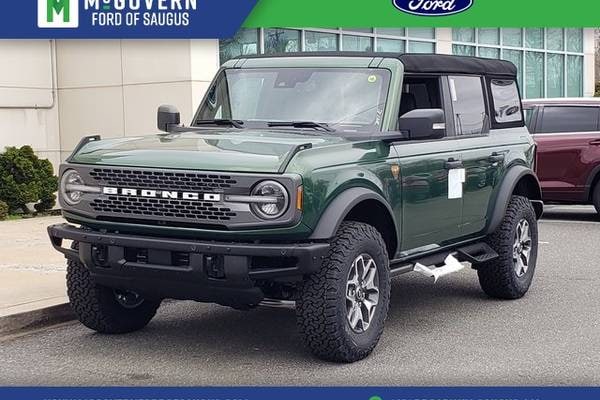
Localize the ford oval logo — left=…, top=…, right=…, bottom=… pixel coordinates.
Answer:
left=392, top=0, right=473, bottom=16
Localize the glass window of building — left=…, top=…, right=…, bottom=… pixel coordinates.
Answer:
left=546, top=53, right=564, bottom=97
left=407, top=28, right=435, bottom=39
left=502, top=28, right=523, bottom=47
left=264, top=29, right=301, bottom=54
left=305, top=31, right=338, bottom=52
left=342, top=35, right=373, bottom=52
left=453, top=28, right=475, bottom=43
left=452, top=28, right=585, bottom=98
left=377, top=38, right=405, bottom=53
left=478, top=28, right=500, bottom=45
left=409, top=41, right=435, bottom=53
left=547, top=28, right=564, bottom=51
left=453, top=45, right=475, bottom=56
left=219, top=29, right=259, bottom=64
left=376, top=28, right=405, bottom=36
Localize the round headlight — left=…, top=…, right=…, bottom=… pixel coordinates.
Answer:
left=250, top=181, right=289, bottom=220
left=60, top=169, right=85, bottom=205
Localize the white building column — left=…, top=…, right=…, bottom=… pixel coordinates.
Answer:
left=435, top=28, right=453, bottom=55
left=583, top=28, right=596, bottom=97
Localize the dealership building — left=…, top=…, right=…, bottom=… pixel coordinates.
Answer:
left=0, top=28, right=595, bottom=170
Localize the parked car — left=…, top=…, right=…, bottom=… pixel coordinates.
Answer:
left=524, top=98, right=600, bottom=215
left=48, top=54, right=543, bottom=363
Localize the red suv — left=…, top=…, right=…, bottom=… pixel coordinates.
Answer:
left=524, top=98, right=600, bottom=215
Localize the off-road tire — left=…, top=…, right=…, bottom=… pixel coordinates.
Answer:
left=67, top=243, right=161, bottom=334
left=296, top=221, right=391, bottom=363
left=478, top=195, right=538, bottom=299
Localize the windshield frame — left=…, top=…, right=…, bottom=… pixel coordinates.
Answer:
left=192, top=66, right=393, bottom=134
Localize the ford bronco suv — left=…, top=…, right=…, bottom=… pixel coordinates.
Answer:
left=524, top=98, right=600, bottom=216
left=48, top=53, right=543, bottom=363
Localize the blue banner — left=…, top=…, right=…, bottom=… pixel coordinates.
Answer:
left=1, top=387, right=600, bottom=400
left=0, top=0, right=258, bottom=38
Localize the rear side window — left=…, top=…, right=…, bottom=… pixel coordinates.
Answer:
left=449, top=76, right=487, bottom=135
left=538, top=106, right=600, bottom=134
left=490, top=79, right=523, bottom=124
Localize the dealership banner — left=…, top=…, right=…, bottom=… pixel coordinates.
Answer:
left=2, top=386, right=600, bottom=400
left=0, top=0, right=599, bottom=38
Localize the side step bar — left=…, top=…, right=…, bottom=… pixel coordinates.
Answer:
left=390, top=241, right=499, bottom=281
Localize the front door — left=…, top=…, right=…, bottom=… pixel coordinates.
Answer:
left=395, top=140, right=463, bottom=253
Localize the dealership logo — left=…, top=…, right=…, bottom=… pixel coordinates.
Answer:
left=392, top=0, right=473, bottom=16
left=38, top=0, right=79, bottom=28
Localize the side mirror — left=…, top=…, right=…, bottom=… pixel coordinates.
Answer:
left=157, top=105, right=181, bottom=132
left=398, top=108, right=446, bottom=140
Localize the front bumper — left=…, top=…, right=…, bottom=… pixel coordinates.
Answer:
left=48, top=223, right=329, bottom=307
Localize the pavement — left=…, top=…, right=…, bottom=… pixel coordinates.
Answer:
left=0, top=205, right=599, bottom=385
left=0, top=216, right=70, bottom=331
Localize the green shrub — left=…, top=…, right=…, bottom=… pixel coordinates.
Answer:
left=0, top=200, right=8, bottom=221
left=0, top=146, right=58, bottom=214
left=596, top=82, right=600, bottom=97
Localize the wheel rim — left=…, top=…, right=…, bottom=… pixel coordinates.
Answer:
left=346, top=254, right=380, bottom=333
left=513, top=219, right=533, bottom=278
left=114, top=289, right=144, bottom=309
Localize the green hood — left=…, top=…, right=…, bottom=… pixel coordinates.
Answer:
left=70, top=130, right=347, bottom=173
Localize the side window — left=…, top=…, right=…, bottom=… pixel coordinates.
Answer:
left=539, top=106, right=600, bottom=134
left=449, top=76, right=487, bottom=136
left=490, top=79, right=523, bottom=124
left=523, top=107, right=534, bottom=129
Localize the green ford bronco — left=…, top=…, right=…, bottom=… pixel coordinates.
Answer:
left=48, top=53, right=543, bottom=362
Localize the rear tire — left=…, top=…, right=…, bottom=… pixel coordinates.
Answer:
left=593, top=183, right=600, bottom=215
left=478, top=195, right=538, bottom=299
left=296, top=221, right=391, bottom=363
left=67, top=243, right=161, bottom=334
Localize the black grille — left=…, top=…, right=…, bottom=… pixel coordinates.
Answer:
left=91, top=196, right=237, bottom=222
left=89, top=168, right=238, bottom=192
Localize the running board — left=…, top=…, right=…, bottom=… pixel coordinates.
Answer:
left=413, top=254, right=466, bottom=283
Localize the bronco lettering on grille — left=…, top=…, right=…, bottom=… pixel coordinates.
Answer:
left=102, top=187, right=221, bottom=202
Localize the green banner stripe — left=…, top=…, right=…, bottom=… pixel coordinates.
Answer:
left=244, top=0, right=600, bottom=27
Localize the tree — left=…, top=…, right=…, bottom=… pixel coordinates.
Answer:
left=0, top=146, right=58, bottom=214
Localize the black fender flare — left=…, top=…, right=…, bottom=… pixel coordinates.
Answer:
left=486, top=165, right=544, bottom=234
left=309, top=187, right=398, bottom=243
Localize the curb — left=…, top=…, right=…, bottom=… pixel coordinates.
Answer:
left=0, top=303, right=75, bottom=337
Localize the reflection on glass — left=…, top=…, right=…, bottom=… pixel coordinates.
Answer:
left=547, top=28, right=564, bottom=51
left=219, top=29, right=259, bottom=64
left=406, top=28, right=435, bottom=39
left=453, top=44, right=475, bottom=56
left=305, top=31, right=338, bottom=52
left=525, top=51, right=544, bottom=99
left=567, top=55, right=583, bottom=97
left=502, top=49, right=523, bottom=87
left=502, top=28, right=523, bottom=47
left=264, top=29, right=301, bottom=54
left=377, top=38, right=405, bottom=53
left=453, top=28, right=475, bottom=43
left=478, top=28, right=500, bottom=45
left=478, top=47, right=500, bottom=59
left=408, top=41, right=435, bottom=53
left=525, top=28, right=544, bottom=49
left=546, top=53, right=564, bottom=98
left=377, top=28, right=405, bottom=36
left=567, top=29, right=583, bottom=53
left=342, top=35, right=373, bottom=52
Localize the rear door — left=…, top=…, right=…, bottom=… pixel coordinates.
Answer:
left=532, top=105, right=600, bottom=202
left=448, top=75, right=509, bottom=236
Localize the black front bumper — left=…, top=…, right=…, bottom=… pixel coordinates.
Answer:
left=48, top=223, right=329, bottom=307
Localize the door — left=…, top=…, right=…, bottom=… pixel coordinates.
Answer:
left=395, top=140, right=463, bottom=252
left=532, top=105, right=600, bottom=202
left=393, top=75, right=463, bottom=253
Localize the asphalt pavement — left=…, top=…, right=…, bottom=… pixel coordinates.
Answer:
left=0, top=205, right=599, bottom=386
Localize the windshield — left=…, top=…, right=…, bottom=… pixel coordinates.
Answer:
left=195, top=67, right=391, bottom=132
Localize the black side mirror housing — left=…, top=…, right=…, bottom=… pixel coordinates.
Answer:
left=157, top=105, right=181, bottom=132
left=398, top=108, right=446, bottom=140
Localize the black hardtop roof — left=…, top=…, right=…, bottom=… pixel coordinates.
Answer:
left=237, top=52, right=518, bottom=78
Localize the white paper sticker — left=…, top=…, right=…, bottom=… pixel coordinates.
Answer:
left=448, top=168, right=466, bottom=199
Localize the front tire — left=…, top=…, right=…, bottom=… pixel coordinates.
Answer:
left=67, top=244, right=161, bottom=334
left=296, top=222, right=391, bottom=363
left=478, top=195, right=539, bottom=299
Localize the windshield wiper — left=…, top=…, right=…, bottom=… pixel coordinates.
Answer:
left=195, top=119, right=245, bottom=129
left=268, top=121, right=335, bottom=133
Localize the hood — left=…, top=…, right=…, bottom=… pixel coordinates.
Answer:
left=70, top=130, right=347, bottom=173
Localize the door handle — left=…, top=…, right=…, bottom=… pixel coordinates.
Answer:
left=489, top=152, right=506, bottom=163
left=445, top=158, right=463, bottom=170
left=590, top=139, right=600, bottom=146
